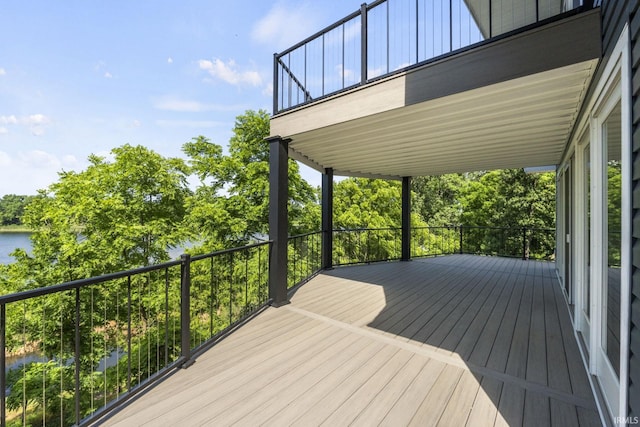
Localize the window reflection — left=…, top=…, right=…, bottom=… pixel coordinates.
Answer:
left=604, top=102, right=621, bottom=378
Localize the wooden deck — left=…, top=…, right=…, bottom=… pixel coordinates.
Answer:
left=100, top=255, right=602, bottom=426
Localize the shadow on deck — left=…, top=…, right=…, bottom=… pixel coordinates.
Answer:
left=100, top=255, right=601, bottom=426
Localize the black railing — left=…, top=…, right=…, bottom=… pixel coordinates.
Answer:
left=0, top=242, right=271, bottom=427
left=333, top=228, right=403, bottom=265
left=287, top=231, right=323, bottom=289
left=274, top=0, right=586, bottom=113
left=332, top=226, right=555, bottom=265
left=0, top=225, right=556, bottom=425
left=411, top=226, right=460, bottom=256
left=457, top=226, right=555, bottom=260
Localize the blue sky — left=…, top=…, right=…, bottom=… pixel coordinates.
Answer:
left=0, top=0, right=358, bottom=196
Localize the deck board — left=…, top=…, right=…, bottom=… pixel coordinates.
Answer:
left=99, top=255, right=601, bottom=427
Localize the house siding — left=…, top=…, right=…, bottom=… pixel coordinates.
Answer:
left=602, top=1, right=630, bottom=58
left=627, top=0, right=640, bottom=418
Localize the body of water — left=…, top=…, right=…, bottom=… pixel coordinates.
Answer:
left=0, top=232, right=192, bottom=265
left=0, top=232, right=32, bottom=265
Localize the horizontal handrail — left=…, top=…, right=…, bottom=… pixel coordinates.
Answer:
left=0, top=241, right=273, bottom=304
left=190, top=240, right=273, bottom=262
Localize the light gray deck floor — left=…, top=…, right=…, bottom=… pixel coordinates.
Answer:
left=101, top=255, right=602, bottom=426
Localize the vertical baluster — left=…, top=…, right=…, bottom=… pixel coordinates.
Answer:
left=164, top=268, right=169, bottom=368
left=361, top=3, right=368, bottom=84
left=210, top=257, right=214, bottom=338
left=180, top=255, right=192, bottom=366
left=127, top=276, right=132, bottom=390
left=75, top=288, right=81, bottom=424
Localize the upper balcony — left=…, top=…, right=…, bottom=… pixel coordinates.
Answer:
left=271, top=0, right=601, bottom=178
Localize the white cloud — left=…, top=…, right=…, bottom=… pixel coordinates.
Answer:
left=0, top=150, right=83, bottom=195
left=62, top=155, right=78, bottom=164
left=25, top=114, right=51, bottom=126
left=262, top=83, right=273, bottom=97
left=95, top=61, right=113, bottom=79
left=368, top=66, right=386, bottom=79
left=0, top=151, right=10, bottom=166
left=337, top=65, right=355, bottom=81
left=131, top=119, right=141, bottom=128
left=252, top=1, right=321, bottom=51
left=26, top=114, right=52, bottom=136
left=0, top=115, right=18, bottom=125
left=167, top=57, right=173, bottom=64
left=198, top=59, right=262, bottom=87
left=0, top=127, right=7, bottom=135
left=0, top=68, right=6, bottom=76
left=153, top=96, right=246, bottom=112
left=0, top=114, right=52, bottom=136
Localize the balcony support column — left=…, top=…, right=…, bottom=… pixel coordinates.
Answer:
left=322, top=168, right=334, bottom=269
left=268, top=136, right=290, bottom=307
left=402, top=176, right=411, bottom=261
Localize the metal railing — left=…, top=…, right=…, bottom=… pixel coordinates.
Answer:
left=332, top=225, right=555, bottom=265
left=1, top=242, right=271, bottom=427
left=274, top=0, right=587, bottom=113
left=288, top=231, right=323, bottom=289
left=456, top=226, right=555, bottom=260
left=333, top=228, right=403, bottom=265
left=0, top=225, right=556, bottom=425
left=411, top=225, right=460, bottom=256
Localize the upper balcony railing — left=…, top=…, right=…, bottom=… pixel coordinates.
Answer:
left=273, top=0, right=593, bottom=114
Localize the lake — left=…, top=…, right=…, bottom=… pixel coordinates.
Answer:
left=0, top=232, right=32, bottom=265
left=0, top=232, right=190, bottom=265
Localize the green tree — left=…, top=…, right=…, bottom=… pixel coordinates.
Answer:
left=459, top=169, right=555, bottom=258
left=412, top=174, right=465, bottom=226
left=183, top=110, right=320, bottom=251
left=607, top=161, right=622, bottom=265
left=0, top=194, right=37, bottom=226
left=4, top=144, right=190, bottom=357
left=17, top=144, right=190, bottom=283
left=2, top=145, right=192, bottom=426
left=332, top=178, right=431, bottom=262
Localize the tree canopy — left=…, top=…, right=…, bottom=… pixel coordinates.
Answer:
left=0, top=194, right=37, bottom=226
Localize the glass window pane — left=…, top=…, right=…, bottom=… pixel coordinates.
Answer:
left=604, top=102, right=621, bottom=378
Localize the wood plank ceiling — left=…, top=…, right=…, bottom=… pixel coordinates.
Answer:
left=282, top=60, right=597, bottom=178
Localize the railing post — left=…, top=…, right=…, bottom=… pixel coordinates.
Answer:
left=322, top=168, right=334, bottom=269
left=361, top=3, right=368, bottom=84
left=401, top=177, right=411, bottom=261
left=273, top=53, right=279, bottom=115
left=459, top=226, right=463, bottom=254
left=180, top=254, right=194, bottom=367
left=268, top=136, right=291, bottom=306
